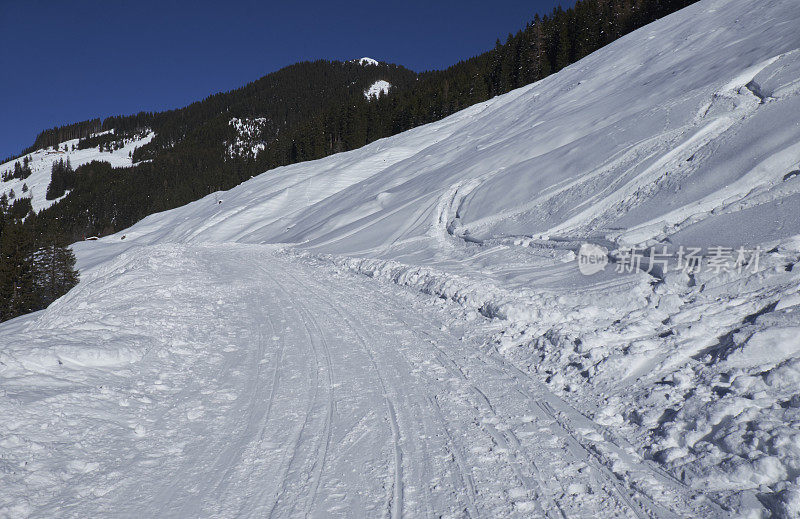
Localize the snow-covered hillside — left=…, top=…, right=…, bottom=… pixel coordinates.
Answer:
left=0, top=130, right=154, bottom=212
left=364, top=80, right=391, bottom=99
left=3, top=0, right=800, bottom=516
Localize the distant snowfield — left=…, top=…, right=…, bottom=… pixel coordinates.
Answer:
left=354, top=57, right=379, bottom=66
left=0, top=130, right=154, bottom=212
left=3, top=0, right=800, bottom=516
left=364, top=80, right=391, bottom=99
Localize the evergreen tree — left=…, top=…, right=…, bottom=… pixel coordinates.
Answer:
left=46, top=158, right=76, bottom=200
left=0, top=221, right=37, bottom=320
left=0, top=202, right=79, bottom=322
left=32, top=241, right=79, bottom=308
left=10, top=158, right=33, bottom=180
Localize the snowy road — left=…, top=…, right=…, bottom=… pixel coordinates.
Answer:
left=4, top=1, right=800, bottom=515
left=1, top=245, right=724, bottom=517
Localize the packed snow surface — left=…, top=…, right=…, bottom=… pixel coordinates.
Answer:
left=3, top=0, right=800, bottom=516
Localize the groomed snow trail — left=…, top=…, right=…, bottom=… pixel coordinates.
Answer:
left=4, top=1, right=800, bottom=515
left=0, top=245, right=722, bottom=518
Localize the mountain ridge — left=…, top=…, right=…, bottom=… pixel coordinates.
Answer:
left=3, top=1, right=703, bottom=327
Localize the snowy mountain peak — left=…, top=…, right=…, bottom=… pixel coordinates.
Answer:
left=364, top=80, right=391, bottom=100
left=355, top=57, right=379, bottom=66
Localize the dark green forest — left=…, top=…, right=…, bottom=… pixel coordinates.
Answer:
left=0, top=195, right=79, bottom=322
left=0, top=0, right=697, bottom=322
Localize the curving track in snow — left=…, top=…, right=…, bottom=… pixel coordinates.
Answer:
left=0, top=245, right=724, bottom=518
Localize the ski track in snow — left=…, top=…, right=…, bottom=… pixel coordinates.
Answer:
left=0, top=245, right=723, bottom=517
left=3, top=0, right=800, bottom=516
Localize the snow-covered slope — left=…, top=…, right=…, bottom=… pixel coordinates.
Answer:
left=355, top=57, right=379, bottom=66
left=364, top=80, right=391, bottom=99
left=3, top=0, right=800, bottom=516
left=0, top=130, right=154, bottom=212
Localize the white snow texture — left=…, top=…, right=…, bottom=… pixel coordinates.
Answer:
left=364, top=80, right=391, bottom=99
left=2, top=1, right=800, bottom=517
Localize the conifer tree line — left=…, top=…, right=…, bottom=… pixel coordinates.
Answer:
left=1, top=0, right=697, bottom=321
left=0, top=194, right=78, bottom=322
left=77, top=129, right=151, bottom=152
left=1, top=156, right=33, bottom=182
left=46, top=158, right=76, bottom=200
left=269, top=0, right=698, bottom=162
left=32, top=0, right=697, bottom=245
left=24, top=119, right=102, bottom=158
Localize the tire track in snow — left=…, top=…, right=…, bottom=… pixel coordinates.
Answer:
left=293, top=265, right=558, bottom=517
left=262, top=278, right=335, bottom=518
left=323, top=247, right=722, bottom=517
left=277, top=267, right=406, bottom=519
left=482, top=340, right=727, bottom=517
left=266, top=268, right=336, bottom=518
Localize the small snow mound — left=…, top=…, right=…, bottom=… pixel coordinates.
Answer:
left=355, top=57, right=379, bottom=66
left=365, top=80, right=391, bottom=100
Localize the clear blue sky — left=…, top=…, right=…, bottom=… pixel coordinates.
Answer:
left=0, top=0, right=567, bottom=159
